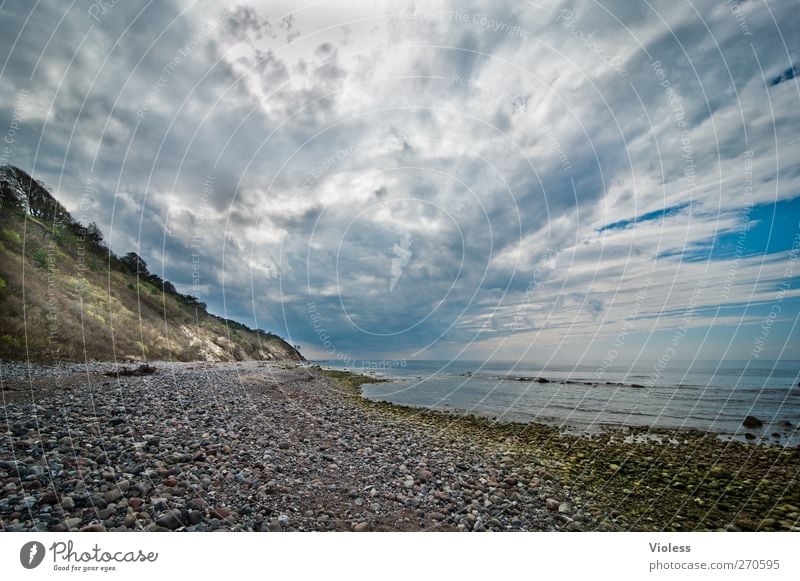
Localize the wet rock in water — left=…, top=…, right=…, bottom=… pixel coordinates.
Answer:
left=742, top=416, right=763, bottom=429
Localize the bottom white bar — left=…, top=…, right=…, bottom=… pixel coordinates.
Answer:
left=1, top=532, right=797, bottom=580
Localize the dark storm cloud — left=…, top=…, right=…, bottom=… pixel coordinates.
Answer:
left=1, top=0, right=798, bottom=360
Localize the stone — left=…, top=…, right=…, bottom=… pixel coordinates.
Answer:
left=188, top=498, right=208, bottom=510
left=156, top=509, right=183, bottom=530
left=278, top=514, right=290, bottom=527
left=39, top=492, right=59, bottom=505
left=79, top=523, right=106, bottom=532
left=545, top=498, right=559, bottom=511
left=210, top=507, right=231, bottom=519
left=708, top=466, right=731, bottom=479
left=742, top=416, right=763, bottom=429
left=353, top=521, right=368, bottom=532
left=151, top=498, right=168, bottom=511
left=417, top=469, right=434, bottom=482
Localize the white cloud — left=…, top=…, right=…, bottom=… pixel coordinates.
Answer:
left=1, top=0, right=798, bottom=361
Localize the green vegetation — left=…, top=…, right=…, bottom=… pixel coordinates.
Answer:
left=324, top=369, right=800, bottom=532
left=32, top=247, right=49, bottom=269
left=0, top=164, right=303, bottom=363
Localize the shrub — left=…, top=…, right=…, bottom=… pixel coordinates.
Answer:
left=2, top=229, right=21, bottom=245
left=33, top=247, right=49, bottom=269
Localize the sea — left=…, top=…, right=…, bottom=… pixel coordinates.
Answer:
left=313, top=359, right=800, bottom=446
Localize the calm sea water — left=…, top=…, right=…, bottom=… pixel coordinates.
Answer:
left=314, top=359, right=800, bottom=446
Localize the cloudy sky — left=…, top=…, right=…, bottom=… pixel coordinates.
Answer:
left=1, top=0, right=798, bottom=364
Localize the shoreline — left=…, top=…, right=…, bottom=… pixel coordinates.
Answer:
left=320, top=363, right=800, bottom=448
left=323, top=369, right=800, bottom=531
left=1, top=361, right=799, bottom=532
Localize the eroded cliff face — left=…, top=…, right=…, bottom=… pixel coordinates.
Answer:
left=0, top=164, right=303, bottom=363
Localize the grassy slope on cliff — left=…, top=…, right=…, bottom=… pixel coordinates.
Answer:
left=0, top=165, right=302, bottom=363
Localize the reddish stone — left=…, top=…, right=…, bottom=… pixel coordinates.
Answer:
left=79, top=524, right=106, bottom=532
left=210, top=507, right=231, bottom=519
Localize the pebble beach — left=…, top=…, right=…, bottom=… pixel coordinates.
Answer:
left=1, top=361, right=799, bottom=532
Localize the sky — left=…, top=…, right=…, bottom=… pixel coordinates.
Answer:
left=0, top=0, right=798, bottom=365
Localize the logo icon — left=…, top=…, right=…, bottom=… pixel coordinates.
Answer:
left=389, top=231, right=413, bottom=292
left=20, top=541, right=46, bottom=569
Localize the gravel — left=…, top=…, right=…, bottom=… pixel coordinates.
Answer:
left=0, top=361, right=589, bottom=532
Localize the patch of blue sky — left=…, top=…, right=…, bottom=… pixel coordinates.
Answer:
left=658, top=197, right=800, bottom=263
left=598, top=201, right=693, bottom=233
